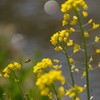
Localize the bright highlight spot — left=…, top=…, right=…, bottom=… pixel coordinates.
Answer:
left=44, top=0, right=60, bottom=15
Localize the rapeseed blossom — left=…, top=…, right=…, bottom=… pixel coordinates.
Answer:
left=96, top=49, right=100, bottom=54
left=50, top=30, right=74, bottom=51
left=70, top=16, right=78, bottom=25
left=88, top=19, right=93, bottom=24
left=92, top=23, right=100, bottom=29
left=82, top=11, right=88, bottom=17
left=66, top=85, right=84, bottom=100
left=33, top=58, right=63, bottom=76
left=69, top=58, right=74, bottom=63
left=3, top=62, right=21, bottom=78
left=95, top=36, right=100, bottom=43
left=57, top=86, right=65, bottom=97
left=61, top=0, right=88, bottom=13
left=36, top=70, right=65, bottom=98
left=61, top=0, right=88, bottom=26
left=73, top=44, right=80, bottom=53
left=67, top=39, right=73, bottom=46
left=33, top=58, right=52, bottom=77
left=84, top=31, right=89, bottom=38
left=50, top=30, right=69, bottom=45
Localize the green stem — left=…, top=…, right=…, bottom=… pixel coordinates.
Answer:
left=52, top=84, right=61, bottom=100
left=74, top=10, right=90, bottom=100
left=62, top=48, right=75, bottom=87
left=12, top=71, right=25, bottom=100
left=25, top=93, right=30, bottom=100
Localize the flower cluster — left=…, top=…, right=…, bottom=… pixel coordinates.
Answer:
left=50, top=29, right=75, bottom=51
left=61, top=0, right=88, bottom=13
left=50, top=30, right=70, bottom=45
left=36, top=70, right=65, bottom=98
left=33, top=58, right=52, bottom=77
left=3, top=62, right=21, bottom=78
left=95, top=36, right=100, bottom=54
left=66, top=85, right=84, bottom=100
left=50, top=29, right=81, bottom=53
left=61, top=0, right=88, bottom=26
left=33, top=58, right=63, bottom=77
left=33, top=58, right=65, bottom=99
left=49, top=0, right=100, bottom=99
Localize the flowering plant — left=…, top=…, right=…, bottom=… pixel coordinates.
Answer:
left=1, top=0, right=100, bottom=100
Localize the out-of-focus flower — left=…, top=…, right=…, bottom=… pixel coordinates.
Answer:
left=3, top=62, right=21, bottom=78
left=96, top=49, right=100, bottom=54
left=82, top=11, right=88, bottom=17
left=73, top=44, right=80, bottom=53
left=66, top=85, right=84, bottom=100
left=92, top=23, right=100, bottom=29
left=95, top=36, right=100, bottom=43
left=36, top=70, right=65, bottom=98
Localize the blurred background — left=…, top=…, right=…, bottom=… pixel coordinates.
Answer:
left=0, top=0, right=100, bottom=100
left=0, top=0, right=100, bottom=60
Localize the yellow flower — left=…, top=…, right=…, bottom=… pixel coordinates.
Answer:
left=3, top=73, right=9, bottom=78
left=53, top=65, right=62, bottom=70
left=96, top=49, right=100, bottom=54
left=50, top=30, right=69, bottom=46
left=69, top=58, right=74, bottom=63
left=62, top=20, right=68, bottom=26
left=70, top=20, right=77, bottom=25
left=50, top=32, right=59, bottom=46
left=13, top=62, right=21, bottom=70
left=62, top=14, right=70, bottom=26
left=73, top=44, right=80, bottom=53
left=92, top=23, right=100, bottom=29
left=41, top=88, right=50, bottom=96
left=53, top=65, right=59, bottom=70
left=54, top=46, right=62, bottom=51
left=89, top=64, right=93, bottom=70
left=82, top=11, right=88, bottom=17
left=36, top=70, right=65, bottom=98
left=50, top=29, right=74, bottom=51
left=33, top=58, right=52, bottom=76
left=95, top=36, right=100, bottom=43
left=73, top=16, right=78, bottom=20
left=63, top=13, right=70, bottom=20
left=75, top=97, right=80, bottom=100
left=53, top=59, right=59, bottom=63
left=70, top=16, right=78, bottom=25
left=48, top=92, right=53, bottom=99
left=66, top=85, right=84, bottom=99
left=61, top=0, right=88, bottom=13
left=8, top=62, right=21, bottom=70
left=3, top=67, right=10, bottom=74
left=88, top=19, right=93, bottom=24
left=3, top=62, right=21, bottom=78
left=82, top=71, right=86, bottom=78
left=67, top=39, right=73, bottom=46
left=57, top=86, right=65, bottom=97
left=84, top=31, right=89, bottom=38
left=69, top=27, right=75, bottom=32
left=74, top=68, right=79, bottom=73
left=83, top=4, right=88, bottom=10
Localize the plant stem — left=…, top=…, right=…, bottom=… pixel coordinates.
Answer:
left=74, top=10, right=90, bottom=100
left=12, top=71, right=25, bottom=100
left=62, top=48, right=75, bottom=87
left=52, top=84, right=61, bottom=100
left=25, top=93, right=30, bottom=100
